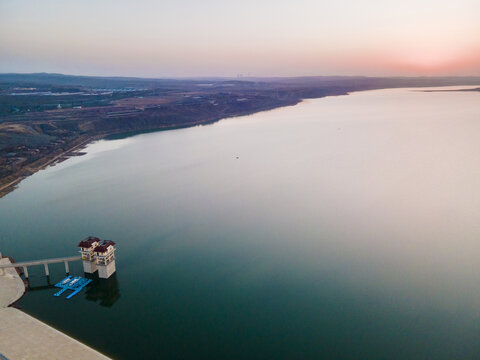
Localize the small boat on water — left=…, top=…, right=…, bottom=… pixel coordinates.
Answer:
left=69, top=277, right=80, bottom=286
left=60, top=276, right=72, bottom=285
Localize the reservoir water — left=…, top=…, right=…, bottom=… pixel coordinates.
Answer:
left=1, top=87, right=480, bottom=359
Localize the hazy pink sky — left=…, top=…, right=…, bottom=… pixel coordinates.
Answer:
left=1, top=0, right=479, bottom=77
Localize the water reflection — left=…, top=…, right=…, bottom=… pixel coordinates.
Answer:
left=84, top=273, right=120, bottom=307
left=27, top=282, right=55, bottom=292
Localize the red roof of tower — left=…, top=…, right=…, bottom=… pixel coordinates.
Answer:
left=77, top=236, right=100, bottom=248
left=95, top=240, right=115, bottom=253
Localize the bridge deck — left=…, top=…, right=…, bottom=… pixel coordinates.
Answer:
left=0, top=256, right=81, bottom=269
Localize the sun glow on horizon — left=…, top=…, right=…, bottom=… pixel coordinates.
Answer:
left=0, top=0, right=479, bottom=77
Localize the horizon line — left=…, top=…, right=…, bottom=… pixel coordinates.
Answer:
left=2, top=71, right=480, bottom=82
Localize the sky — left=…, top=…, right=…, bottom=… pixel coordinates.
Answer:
left=0, top=0, right=479, bottom=78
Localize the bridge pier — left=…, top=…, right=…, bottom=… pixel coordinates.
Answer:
left=64, top=261, right=70, bottom=274
left=23, top=266, right=29, bottom=278
left=44, top=263, right=49, bottom=277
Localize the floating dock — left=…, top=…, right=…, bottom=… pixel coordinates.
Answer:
left=54, top=276, right=91, bottom=299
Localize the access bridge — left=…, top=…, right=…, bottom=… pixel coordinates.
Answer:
left=0, top=256, right=81, bottom=278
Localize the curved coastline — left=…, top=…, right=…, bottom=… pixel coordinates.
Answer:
left=1, top=78, right=479, bottom=200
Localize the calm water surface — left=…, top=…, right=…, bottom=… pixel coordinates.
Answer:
left=1, top=87, right=480, bottom=359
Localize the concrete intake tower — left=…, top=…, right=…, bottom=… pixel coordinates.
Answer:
left=78, top=237, right=116, bottom=279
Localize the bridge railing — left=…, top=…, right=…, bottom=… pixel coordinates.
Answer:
left=0, top=256, right=81, bottom=278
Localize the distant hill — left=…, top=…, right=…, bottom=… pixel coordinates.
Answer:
left=1, top=73, right=480, bottom=90
left=0, top=73, right=215, bottom=90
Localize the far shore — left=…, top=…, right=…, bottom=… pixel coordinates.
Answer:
left=2, top=75, right=480, bottom=200
left=0, top=134, right=102, bottom=198
left=418, top=87, right=480, bottom=92
left=1, top=97, right=305, bottom=198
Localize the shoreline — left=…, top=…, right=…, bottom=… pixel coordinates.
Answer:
left=2, top=83, right=478, bottom=199
left=0, top=134, right=102, bottom=198
left=0, top=97, right=303, bottom=199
